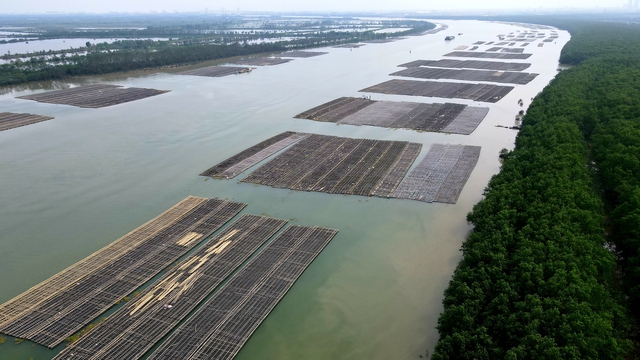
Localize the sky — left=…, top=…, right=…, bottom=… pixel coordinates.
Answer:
left=0, top=0, right=631, bottom=14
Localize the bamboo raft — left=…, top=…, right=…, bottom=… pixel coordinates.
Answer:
left=179, top=66, right=253, bottom=77
left=392, top=144, right=481, bottom=204
left=200, top=132, right=310, bottom=179
left=444, top=51, right=532, bottom=60
left=0, top=112, right=54, bottom=132
left=239, top=134, right=422, bottom=198
left=204, top=133, right=482, bottom=204
left=147, top=225, right=339, bottom=360
left=398, top=59, right=532, bottom=71
left=502, top=48, right=525, bottom=53
left=294, top=97, right=490, bottom=135
left=360, top=80, right=514, bottom=103
left=0, top=196, right=246, bottom=348
left=16, top=84, right=169, bottom=108
left=390, top=67, right=538, bottom=85
left=53, top=214, right=288, bottom=360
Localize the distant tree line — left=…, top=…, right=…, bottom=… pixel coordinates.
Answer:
left=432, top=20, right=640, bottom=359
left=0, top=21, right=433, bottom=87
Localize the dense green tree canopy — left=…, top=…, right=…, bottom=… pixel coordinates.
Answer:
left=432, top=19, right=640, bottom=360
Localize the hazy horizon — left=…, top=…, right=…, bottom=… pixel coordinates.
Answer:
left=0, top=0, right=637, bottom=15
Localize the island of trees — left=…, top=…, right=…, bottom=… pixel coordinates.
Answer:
left=0, top=16, right=434, bottom=87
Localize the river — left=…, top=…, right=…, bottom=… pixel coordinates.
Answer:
left=0, top=20, right=569, bottom=360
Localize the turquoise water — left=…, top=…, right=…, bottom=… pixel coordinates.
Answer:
left=0, top=20, right=569, bottom=360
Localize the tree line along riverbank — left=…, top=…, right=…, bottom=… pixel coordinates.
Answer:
left=0, top=20, right=434, bottom=87
left=432, top=20, right=640, bottom=360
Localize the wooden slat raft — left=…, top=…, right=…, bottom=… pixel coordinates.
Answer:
left=444, top=51, right=532, bottom=59
left=294, top=97, right=489, bottom=135
left=392, top=144, right=481, bottom=204
left=240, top=134, right=422, bottom=198
left=16, top=84, right=169, bottom=108
left=0, top=112, right=54, bottom=132
left=147, top=225, right=339, bottom=360
left=179, top=66, right=253, bottom=77
left=200, top=132, right=310, bottom=179
left=280, top=51, right=328, bottom=58
left=0, top=196, right=204, bottom=329
left=205, top=132, right=481, bottom=204
left=230, top=57, right=292, bottom=66
left=54, top=214, right=287, bottom=360
left=360, top=80, right=514, bottom=103
left=398, top=59, right=532, bottom=71
left=0, top=196, right=246, bottom=348
left=390, top=67, right=538, bottom=85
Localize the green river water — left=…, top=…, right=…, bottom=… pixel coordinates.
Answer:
left=0, top=20, right=569, bottom=360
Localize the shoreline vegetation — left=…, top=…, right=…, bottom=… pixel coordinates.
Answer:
left=0, top=17, right=435, bottom=87
left=432, top=19, right=640, bottom=359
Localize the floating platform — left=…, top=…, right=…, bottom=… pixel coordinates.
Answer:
left=179, top=66, right=253, bottom=77
left=203, top=133, right=481, bottom=204
left=147, top=225, right=339, bottom=360
left=392, top=144, right=481, bottom=204
left=230, top=57, right=292, bottom=66
left=502, top=48, right=525, bottom=53
left=486, top=47, right=502, bottom=52
left=240, top=134, right=422, bottom=198
left=200, top=131, right=310, bottom=179
left=444, top=51, right=532, bottom=59
left=280, top=51, right=328, bottom=58
left=391, top=67, right=538, bottom=85
left=398, top=59, right=531, bottom=71
left=53, top=214, right=288, bottom=360
left=360, top=79, right=514, bottom=103
left=16, top=84, right=169, bottom=109
left=0, top=112, right=54, bottom=132
left=295, top=97, right=489, bottom=135
left=0, top=196, right=246, bottom=348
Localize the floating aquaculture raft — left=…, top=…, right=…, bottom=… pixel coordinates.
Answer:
left=280, top=51, right=328, bottom=58
left=360, top=80, right=513, bottom=103
left=444, top=51, right=532, bottom=59
left=16, top=84, right=169, bottom=108
left=147, top=225, right=339, bottom=360
left=390, top=67, right=538, bottom=85
left=294, top=97, right=489, bottom=135
left=201, top=131, right=310, bottom=179
left=398, top=59, right=531, bottom=71
left=0, top=112, right=54, bottom=132
left=230, top=57, right=292, bottom=66
left=0, top=196, right=246, bottom=348
left=392, top=144, right=480, bottom=204
left=203, top=132, right=480, bottom=204
left=179, top=66, right=253, bottom=77
left=53, top=214, right=288, bottom=360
